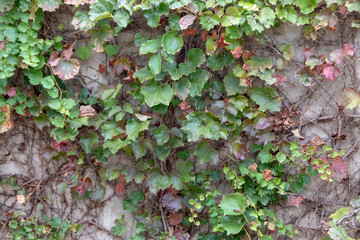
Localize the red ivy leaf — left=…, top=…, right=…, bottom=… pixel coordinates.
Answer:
left=75, top=183, right=85, bottom=196
left=217, top=37, right=229, bottom=48
left=274, top=74, right=286, bottom=85
left=98, top=64, right=106, bottom=74
left=301, top=48, right=315, bottom=62
left=231, top=46, right=243, bottom=58
left=168, top=212, right=183, bottom=225
left=48, top=51, right=60, bottom=67
left=332, top=156, right=347, bottom=177
left=262, top=169, right=273, bottom=181
left=185, top=29, right=196, bottom=36
left=82, top=177, right=93, bottom=189
left=201, top=30, right=208, bottom=42
left=320, top=64, right=340, bottom=81
left=179, top=14, right=196, bottom=30
left=231, top=143, right=248, bottom=160
left=6, top=87, right=16, bottom=97
left=330, top=43, right=354, bottom=64
left=53, top=58, right=80, bottom=80
left=52, top=140, right=72, bottom=152
left=115, top=174, right=126, bottom=194
left=61, top=42, right=74, bottom=61
left=288, top=194, right=303, bottom=207
left=79, top=105, right=97, bottom=118
left=0, top=41, right=5, bottom=51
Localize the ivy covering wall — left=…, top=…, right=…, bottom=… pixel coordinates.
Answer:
left=0, top=0, right=360, bottom=239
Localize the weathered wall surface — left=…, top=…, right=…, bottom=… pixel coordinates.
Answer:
left=1, top=8, right=360, bottom=240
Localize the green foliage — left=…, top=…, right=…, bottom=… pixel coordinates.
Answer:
left=0, top=0, right=357, bottom=239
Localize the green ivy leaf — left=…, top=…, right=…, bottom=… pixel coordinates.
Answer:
left=163, top=61, right=193, bottom=80
left=89, top=186, right=106, bottom=201
left=296, top=0, right=317, bottom=14
left=258, top=7, right=276, bottom=28
left=194, top=140, right=219, bottom=164
left=0, top=0, right=15, bottom=12
left=72, top=11, right=95, bottom=32
left=112, top=9, right=130, bottom=28
left=77, top=46, right=90, bottom=60
left=38, top=0, right=62, bottom=12
left=173, top=77, right=191, bottom=101
left=152, top=124, right=170, bottom=145
left=133, top=67, right=154, bottom=82
left=223, top=72, right=244, bottom=96
left=149, top=54, right=162, bottom=75
left=162, top=30, right=183, bottom=55
left=89, top=0, right=113, bottom=21
left=147, top=168, right=171, bottom=194
left=189, top=69, right=211, bottom=97
left=105, top=45, right=119, bottom=57
left=126, top=119, right=151, bottom=141
left=143, top=3, right=169, bottom=28
left=101, top=121, right=123, bottom=140
left=79, top=132, right=99, bottom=153
left=141, top=80, right=173, bottom=107
left=187, top=48, right=206, bottom=68
left=23, top=69, right=43, bottom=85
left=218, top=216, right=246, bottom=235
left=250, top=87, right=281, bottom=112
left=90, top=24, right=113, bottom=52
left=329, top=207, right=350, bottom=222
left=219, top=193, right=248, bottom=215
left=139, top=40, right=161, bottom=55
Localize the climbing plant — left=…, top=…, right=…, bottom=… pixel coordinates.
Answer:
left=0, top=0, right=358, bottom=239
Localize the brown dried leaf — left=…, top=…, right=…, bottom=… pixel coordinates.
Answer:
left=249, top=163, right=257, bottom=171
left=79, top=105, right=97, bottom=118
left=262, top=169, right=273, bottom=181
left=168, top=212, right=183, bottom=225
left=291, top=129, right=304, bottom=140
left=16, top=194, right=25, bottom=205
left=115, top=174, right=126, bottom=194
left=0, top=105, right=14, bottom=134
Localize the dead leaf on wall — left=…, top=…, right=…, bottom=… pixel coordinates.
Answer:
left=0, top=105, right=14, bottom=133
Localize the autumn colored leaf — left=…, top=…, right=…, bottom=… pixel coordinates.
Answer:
left=274, top=75, right=286, bottom=85
left=231, top=46, right=243, bottom=58
left=262, top=169, right=273, bottom=181
left=185, top=29, right=196, bottom=36
left=201, top=30, right=208, bottom=41
left=115, top=174, right=126, bottom=194
left=301, top=48, right=315, bottom=62
left=179, top=14, right=196, bottom=30
left=38, top=0, right=62, bottom=12
left=317, top=63, right=340, bottom=82
left=179, top=101, right=191, bottom=110
left=75, top=183, right=85, bottom=196
left=330, top=43, right=354, bottom=64
left=79, top=105, right=97, bottom=117
left=53, top=58, right=80, bottom=80
left=0, top=41, right=5, bottom=51
left=52, top=140, right=72, bottom=152
left=168, top=212, right=183, bottom=225
left=64, top=0, right=93, bottom=6
left=231, top=142, right=248, bottom=160
left=0, top=105, right=14, bottom=134
left=217, top=37, right=229, bottom=48
left=288, top=194, right=303, bottom=207
left=249, top=163, right=257, bottom=171
left=48, top=51, right=60, bottom=67
left=6, top=87, right=16, bottom=97
left=332, top=156, right=347, bottom=177
left=344, top=87, right=360, bottom=109
left=98, top=64, right=106, bottom=73
left=16, top=194, right=25, bottom=205
left=60, top=42, right=74, bottom=61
